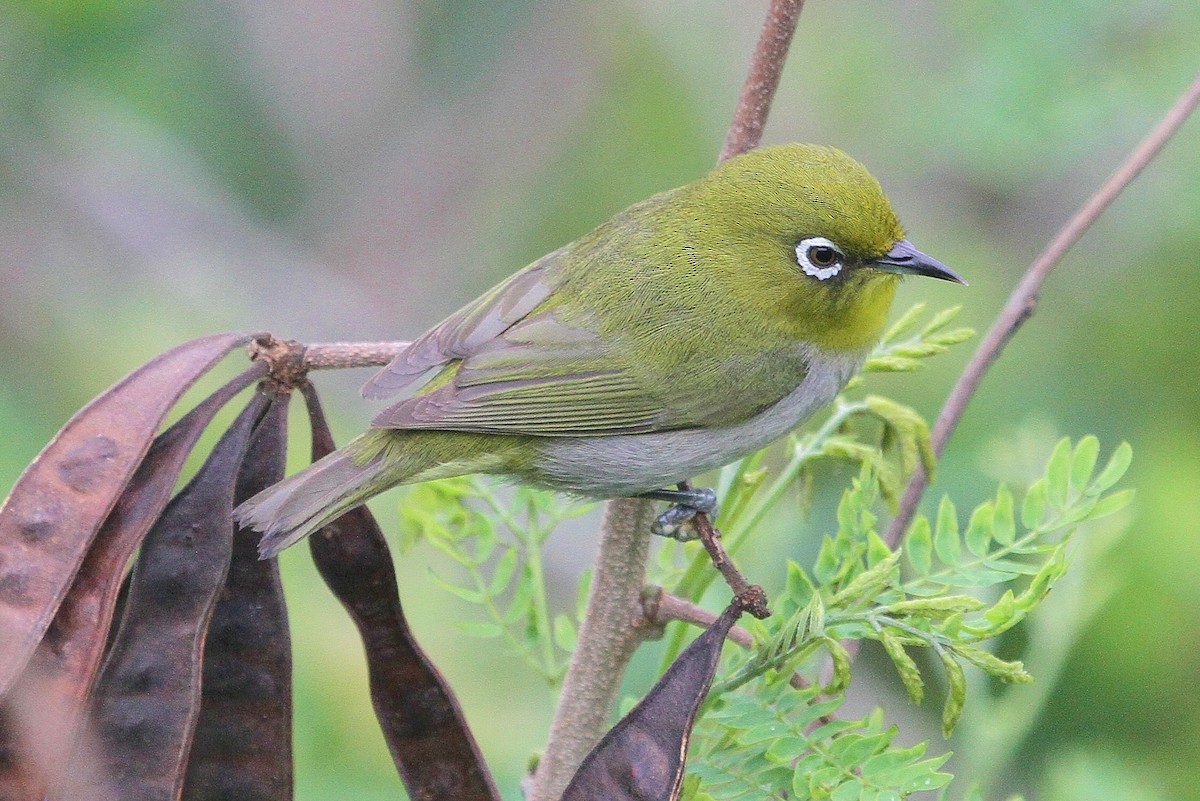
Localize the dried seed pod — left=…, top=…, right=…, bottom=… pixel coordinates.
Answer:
left=182, top=390, right=294, bottom=801
left=0, top=364, right=266, bottom=801
left=301, top=382, right=500, bottom=801
left=559, top=605, right=739, bottom=801
left=66, top=393, right=270, bottom=801
left=0, top=332, right=251, bottom=698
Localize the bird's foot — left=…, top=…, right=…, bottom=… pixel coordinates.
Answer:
left=639, top=486, right=719, bottom=541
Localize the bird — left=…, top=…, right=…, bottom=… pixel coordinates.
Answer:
left=236, top=143, right=964, bottom=558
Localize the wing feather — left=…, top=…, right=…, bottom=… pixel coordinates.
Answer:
left=364, top=246, right=686, bottom=436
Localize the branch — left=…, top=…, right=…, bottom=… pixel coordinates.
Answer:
left=646, top=590, right=816, bottom=694
left=527, top=499, right=658, bottom=801
left=249, top=336, right=409, bottom=376
left=885, top=66, right=1200, bottom=546
left=720, top=0, right=807, bottom=162
left=301, top=341, right=410, bottom=370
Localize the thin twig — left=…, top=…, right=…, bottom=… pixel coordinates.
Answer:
left=527, top=499, right=658, bottom=801
left=885, top=66, right=1200, bottom=547
left=648, top=589, right=811, bottom=691
left=719, top=0, right=806, bottom=162
left=302, top=341, right=410, bottom=370
left=691, top=511, right=770, bottom=619
left=248, top=336, right=411, bottom=389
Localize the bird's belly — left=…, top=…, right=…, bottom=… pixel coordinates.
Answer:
left=528, top=348, right=864, bottom=496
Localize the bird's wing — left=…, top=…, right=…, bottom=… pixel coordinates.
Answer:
left=364, top=247, right=673, bottom=436
left=364, top=245, right=807, bottom=437
left=361, top=249, right=563, bottom=401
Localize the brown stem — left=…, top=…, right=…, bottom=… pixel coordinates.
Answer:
left=647, top=589, right=811, bottom=691
left=247, top=336, right=411, bottom=390
left=688, top=509, right=771, bottom=620
left=527, top=499, right=658, bottom=801
left=301, top=341, right=411, bottom=371
left=719, top=0, right=807, bottom=162
left=885, top=66, right=1200, bottom=547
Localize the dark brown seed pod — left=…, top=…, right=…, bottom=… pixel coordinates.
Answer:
left=300, top=382, right=501, bottom=801
left=559, top=604, right=739, bottom=801
left=0, top=363, right=266, bottom=801
left=182, top=390, right=294, bottom=801
left=0, top=332, right=252, bottom=698
left=64, top=393, right=270, bottom=801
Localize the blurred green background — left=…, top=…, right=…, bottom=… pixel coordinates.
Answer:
left=1, top=1, right=1198, bottom=798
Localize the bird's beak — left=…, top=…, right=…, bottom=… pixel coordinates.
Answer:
left=872, top=239, right=966, bottom=285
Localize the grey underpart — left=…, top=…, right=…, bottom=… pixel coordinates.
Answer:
left=528, top=346, right=865, bottom=496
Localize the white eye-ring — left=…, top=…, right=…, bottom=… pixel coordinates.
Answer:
left=795, top=236, right=845, bottom=281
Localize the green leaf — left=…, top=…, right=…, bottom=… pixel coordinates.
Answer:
left=829, top=731, right=890, bottom=766
left=983, top=590, right=1016, bottom=626
left=1070, top=435, right=1100, bottom=495
left=893, top=760, right=954, bottom=794
left=473, top=519, right=498, bottom=563
left=882, top=302, right=926, bottom=341
left=834, top=550, right=901, bottom=605
left=921, top=304, right=962, bottom=335
left=822, top=637, right=852, bottom=694
left=1091, top=442, right=1133, bottom=494
left=1089, top=488, right=1135, bottom=519
left=814, top=537, right=840, bottom=585
left=786, top=561, right=817, bottom=608
left=865, top=355, right=926, bottom=373
left=929, top=327, right=975, bottom=347
left=860, top=741, right=925, bottom=774
left=1046, top=437, right=1073, bottom=507
left=428, top=571, right=485, bottom=604
left=488, top=546, right=519, bottom=595
left=939, top=651, right=967, bottom=737
left=456, top=621, right=504, bottom=638
left=933, top=497, right=960, bottom=565
left=503, top=568, right=535, bottom=624
left=906, top=517, right=933, bottom=575
left=831, top=778, right=866, bottom=801
left=886, top=595, right=986, bottom=616
left=1021, top=478, right=1047, bottom=529
left=954, top=645, right=1033, bottom=682
left=964, top=502, right=993, bottom=557
left=553, top=614, right=577, bottom=652
left=879, top=630, right=924, bottom=704
left=867, top=531, right=894, bottom=567
left=992, top=485, right=1016, bottom=546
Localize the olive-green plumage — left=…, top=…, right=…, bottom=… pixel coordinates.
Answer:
left=236, top=143, right=962, bottom=557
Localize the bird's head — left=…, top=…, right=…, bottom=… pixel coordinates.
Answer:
left=682, top=143, right=964, bottom=352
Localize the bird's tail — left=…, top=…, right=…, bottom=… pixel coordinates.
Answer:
left=235, top=434, right=404, bottom=559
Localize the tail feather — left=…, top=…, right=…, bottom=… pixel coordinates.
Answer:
left=235, top=443, right=394, bottom=559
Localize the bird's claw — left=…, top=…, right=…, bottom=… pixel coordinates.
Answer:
left=651, top=504, right=701, bottom=540
left=641, top=486, right=719, bottom=541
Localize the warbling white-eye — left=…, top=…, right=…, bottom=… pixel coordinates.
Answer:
left=237, top=143, right=964, bottom=557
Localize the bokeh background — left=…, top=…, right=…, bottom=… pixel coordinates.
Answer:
left=2, top=1, right=1198, bottom=799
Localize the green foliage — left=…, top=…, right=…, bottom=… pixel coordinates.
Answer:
left=685, top=438, right=1132, bottom=800
left=398, top=477, right=593, bottom=683
left=858, top=303, right=975, bottom=377
left=686, top=682, right=952, bottom=801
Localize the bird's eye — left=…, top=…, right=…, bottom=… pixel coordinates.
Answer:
left=808, top=246, right=838, bottom=267
left=795, top=236, right=845, bottom=281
